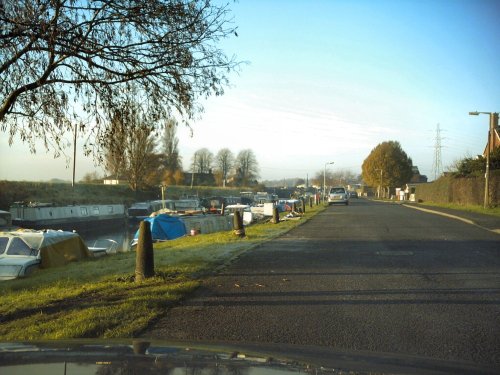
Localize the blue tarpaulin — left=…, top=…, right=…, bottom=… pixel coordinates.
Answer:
left=132, top=214, right=187, bottom=243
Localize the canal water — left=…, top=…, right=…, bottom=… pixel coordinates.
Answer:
left=79, top=223, right=139, bottom=252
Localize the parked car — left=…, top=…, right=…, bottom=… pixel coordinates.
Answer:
left=328, top=187, right=349, bottom=205
left=349, top=191, right=359, bottom=198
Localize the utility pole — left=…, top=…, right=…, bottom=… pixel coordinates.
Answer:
left=72, top=124, right=77, bottom=188
left=469, top=111, right=499, bottom=208
left=190, top=153, right=197, bottom=189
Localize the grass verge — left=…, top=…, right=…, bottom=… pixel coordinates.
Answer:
left=0, top=204, right=326, bottom=340
left=416, top=201, right=500, bottom=217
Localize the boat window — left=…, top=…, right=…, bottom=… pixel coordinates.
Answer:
left=7, top=237, right=36, bottom=256
left=81, top=207, right=88, bottom=216
left=0, top=237, right=8, bottom=254
left=108, top=206, right=114, bottom=213
left=93, top=207, right=99, bottom=215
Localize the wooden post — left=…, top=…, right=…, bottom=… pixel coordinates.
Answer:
left=135, top=221, right=155, bottom=282
left=301, top=198, right=306, bottom=214
left=291, top=202, right=297, bottom=212
left=221, top=203, right=225, bottom=216
left=233, top=211, right=245, bottom=237
left=309, top=196, right=313, bottom=208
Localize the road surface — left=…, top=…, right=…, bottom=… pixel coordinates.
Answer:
left=144, top=199, right=500, bottom=367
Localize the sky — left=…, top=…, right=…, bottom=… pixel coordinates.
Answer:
left=1, top=0, right=500, bottom=183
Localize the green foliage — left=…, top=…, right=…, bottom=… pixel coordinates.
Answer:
left=454, top=148, right=500, bottom=177
left=362, top=141, right=413, bottom=188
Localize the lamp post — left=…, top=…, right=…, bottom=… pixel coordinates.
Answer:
left=323, top=161, right=334, bottom=202
left=469, top=111, right=499, bottom=208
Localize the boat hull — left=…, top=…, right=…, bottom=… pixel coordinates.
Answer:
left=10, top=204, right=126, bottom=234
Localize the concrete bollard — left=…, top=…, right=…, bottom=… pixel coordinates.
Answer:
left=220, top=203, right=225, bottom=216
left=233, top=211, right=245, bottom=237
left=135, top=220, right=155, bottom=282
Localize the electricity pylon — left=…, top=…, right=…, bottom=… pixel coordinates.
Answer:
left=432, top=123, right=443, bottom=180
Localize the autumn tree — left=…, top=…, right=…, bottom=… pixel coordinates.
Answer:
left=0, top=0, right=239, bottom=156
left=103, top=105, right=160, bottom=191
left=234, top=149, right=259, bottom=186
left=312, top=169, right=334, bottom=187
left=214, top=148, right=234, bottom=187
left=362, top=141, right=413, bottom=197
left=161, top=118, right=182, bottom=184
left=104, top=113, right=127, bottom=179
left=192, top=148, right=214, bottom=174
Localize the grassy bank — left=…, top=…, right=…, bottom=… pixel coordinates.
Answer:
left=0, top=180, right=248, bottom=211
left=0, top=204, right=326, bottom=340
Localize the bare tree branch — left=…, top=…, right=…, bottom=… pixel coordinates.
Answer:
left=0, top=0, right=239, bottom=156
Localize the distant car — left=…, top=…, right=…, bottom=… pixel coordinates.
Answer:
left=349, top=191, right=358, bottom=198
left=328, top=187, right=349, bottom=205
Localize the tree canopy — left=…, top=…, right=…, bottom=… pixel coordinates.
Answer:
left=103, top=102, right=160, bottom=191
left=234, top=149, right=259, bottom=186
left=362, top=141, right=413, bottom=191
left=0, top=0, right=239, bottom=156
left=214, top=148, right=234, bottom=187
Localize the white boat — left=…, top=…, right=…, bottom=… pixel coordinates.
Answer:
left=87, top=239, right=119, bottom=257
left=225, top=204, right=257, bottom=225
left=0, top=229, right=90, bottom=280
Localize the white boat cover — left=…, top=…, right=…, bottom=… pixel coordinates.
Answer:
left=0, top=229, right=90, bottom=268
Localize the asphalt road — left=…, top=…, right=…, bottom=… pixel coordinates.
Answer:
left=144, top=199, right=500, bottom=367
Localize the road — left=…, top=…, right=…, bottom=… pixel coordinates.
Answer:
left=144, top=199, right=500, bottom=367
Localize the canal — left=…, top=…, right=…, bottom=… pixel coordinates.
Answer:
left=79, top=223, right=139, bottom=253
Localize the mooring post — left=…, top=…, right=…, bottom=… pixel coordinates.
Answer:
left=233, top=211, right=245, bottom=237
left=135, top=220, right=155, bottom=282
left=272, top=206, right=280, bottom=224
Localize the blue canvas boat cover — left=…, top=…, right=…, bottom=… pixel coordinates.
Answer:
left=132, top=214, right=187, bottom=243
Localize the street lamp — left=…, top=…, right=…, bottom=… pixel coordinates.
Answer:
left=323, top=161, right=334, bottom=202
left=469, top=111, right=499, bottom=208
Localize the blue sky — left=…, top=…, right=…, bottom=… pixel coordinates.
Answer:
left=1, top=0, right=499, bottom=182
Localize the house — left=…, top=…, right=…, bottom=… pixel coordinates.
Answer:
left=409, top=166, right=428, bottom=183
left=483, top=115, right=500, bottom=156
left=103, top=175, right=126, bottom=185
